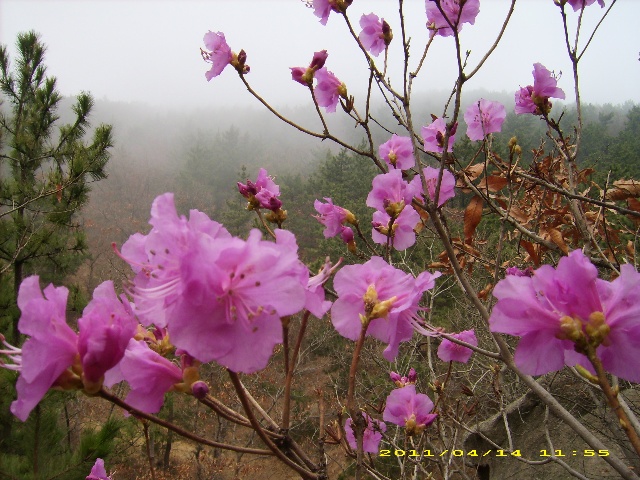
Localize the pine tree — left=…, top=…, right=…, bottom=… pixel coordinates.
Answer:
left=0, top=31, right=112, bottom=341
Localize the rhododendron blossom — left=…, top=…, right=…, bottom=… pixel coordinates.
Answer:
left=515, top=63, right=565, bottom=115
left=437, top=329, right=478, bottom=363
left=314, top=198, right=355, bottom=238
left=291, top=50, right=328, bottom=86
left=331, top=257, right=440, bottom=361
left=366, top=170, right=421, bottom=214
left=464, top=99, right=506, bottom=141
left=379, top=134, right=415, bottom=170
left=372, top=207, right=420, bottom=251
left=490, top=250, right=640, bottom=382
left=422, top=117, right=456, bottom=153
left=383, top=384, right=437, bottom=436
left=238, top=168, right=282, bottom=211
left=313, top=67, right=346, bottom=113
left=202, top=31, right=232, bottom=80
left=565, top=0, right=605, bottom=11
left=86, top=458, right=112, bottom=480
left=390, top=368, right=417, bottom=388
left=345, top=413, right=386, bottom=453
left=117, top=193, right=231, bottom=328
left=312, top=0, right=352, bottom=25
left=425, top=0, right=481, bottom=37
left=359, top=13, right=392, bottom=57
left=422, top=166, right=456, bottom=207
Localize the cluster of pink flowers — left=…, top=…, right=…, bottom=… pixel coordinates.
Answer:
left=331, top=256, right=440, bottom=361
left=425, top=0, right=481, bottom=37
left=515, top=63, right=565, bottom=116
left=1, top=277, right=137, bottom=421
left=291, top=50, right=328, bottom=86
left=490, top=250, right=640, bottom=382
left=238, top=168, right=283, bottom=211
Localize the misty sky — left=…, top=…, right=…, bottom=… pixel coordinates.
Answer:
left=1, top=0, right=638, bottom=110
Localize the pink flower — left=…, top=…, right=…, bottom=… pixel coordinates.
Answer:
left=421, top=118, right=456, bottom=153
left=489, top=250, right=640, bottom=382
left=366, top=170, right=421, bottom=213
left=345, top=413, right=387, bottom=453
left=314, top=198, right=355, bottom=238
left=515, top=63, right=565, bottom=115
left=331, top=257, right=441, bottom=361
left=7, top=277, right=78, bottom=421
left=383, top=384, right=437, bottom=435
left=202, top=31, right=233, bottom=80
left=390, top=368, right=417, bottom=387
left=437, top=329, right=477, bottom=363
left=105, top=339, right=183, bottom=414
left=566, top=0, right=605, bottom=11
left=117, top=193, right=231, bottom=328
left=422, top=166, right=456, bottom=207
left=359, top=13, right=392, bottom=57
left=167, top=229, right=306, bottom=373
left=238, top=168, right=282, bottom=211
left=86, top=458, right=112, bottom=480
left=464, top=99, right=507, bottom=141
left=291, top=50, right=328, bottom=86
left=379, top=135, right=415, bottom=170
left=506, top=266, right=534, bottom=277
left=312, top=0, right=352, bottom=25
left=305, top=257, right=339, bottom=318
left=77, top=281, right=137, bottom=391
left=313, top=67, right=346, bottom=113
left=372, top=207, right=420, bottom=251
left=425, top=0, right=481, bottom=37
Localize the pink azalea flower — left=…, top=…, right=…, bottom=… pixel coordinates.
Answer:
left=425, top=0, right=481, bottom=37
left=489, top=250, right=640, bottom=382
left=291, top=50, right=328, bottom=86
left=515, top=63, right=565, bottom=115
left=464, top=99, right=507, bottom=141
left=422, top=166, right=456, bottom=207
left=7, top=277, right=78, bottom=421
left=359, top=13, right=392, bottom=57
left=167, top=229, right=306, bottom=373
left=238, top=168, right=282, bottom=211
left=105, top=339, right=183, bottom=414
left=379, top=134, right=415, bottom=170
left=505, top=266, right=534, bottom=277
left=313, top=67, right=345, bottom=113
left=202, top=31, right=233, bottom=80
left=366, top=170, right=421, bottom=213
left=390, top=368, right=417, bottom=387
left=437, top=329, right=477, bottom=363
left=421, top=117, right=456, bottom=153
left=566, top=0, right=605, bottom=11
left=372, top=207, right=420, bottom=251
left=331, top=257, right=441, bottom=361
left=305, top=257, right=340, bottom=319
left=314, top=198, right=355, bottom=238
left=312, top=0, right=351, bottom=25
left=345, top=413, right=387, bottom=453
left=117, top=193, right=231, bottom=328
left=77, top=281, right=138, bottom=390
left=383, top=384, right=437, bottom=435
left=86, top=458, right=112, bottom=480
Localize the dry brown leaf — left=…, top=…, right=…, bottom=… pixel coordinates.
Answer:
left=519, top=239, right=540, bottom=266
left=606, top=180, right=640, bottom=201
left=464, top=196, right=484, bottom=244
left=547, top=228, right=569, bottom=254
left=477, top=175, right=508, bottom=193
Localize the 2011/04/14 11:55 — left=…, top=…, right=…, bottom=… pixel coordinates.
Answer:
left=379, top=449, right=610, bottom=458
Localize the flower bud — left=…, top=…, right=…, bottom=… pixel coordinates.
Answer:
left=191, top=380, right=210, bottom=399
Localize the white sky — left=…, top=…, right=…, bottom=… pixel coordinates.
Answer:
left=1, top=0, right=638, bottom=109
